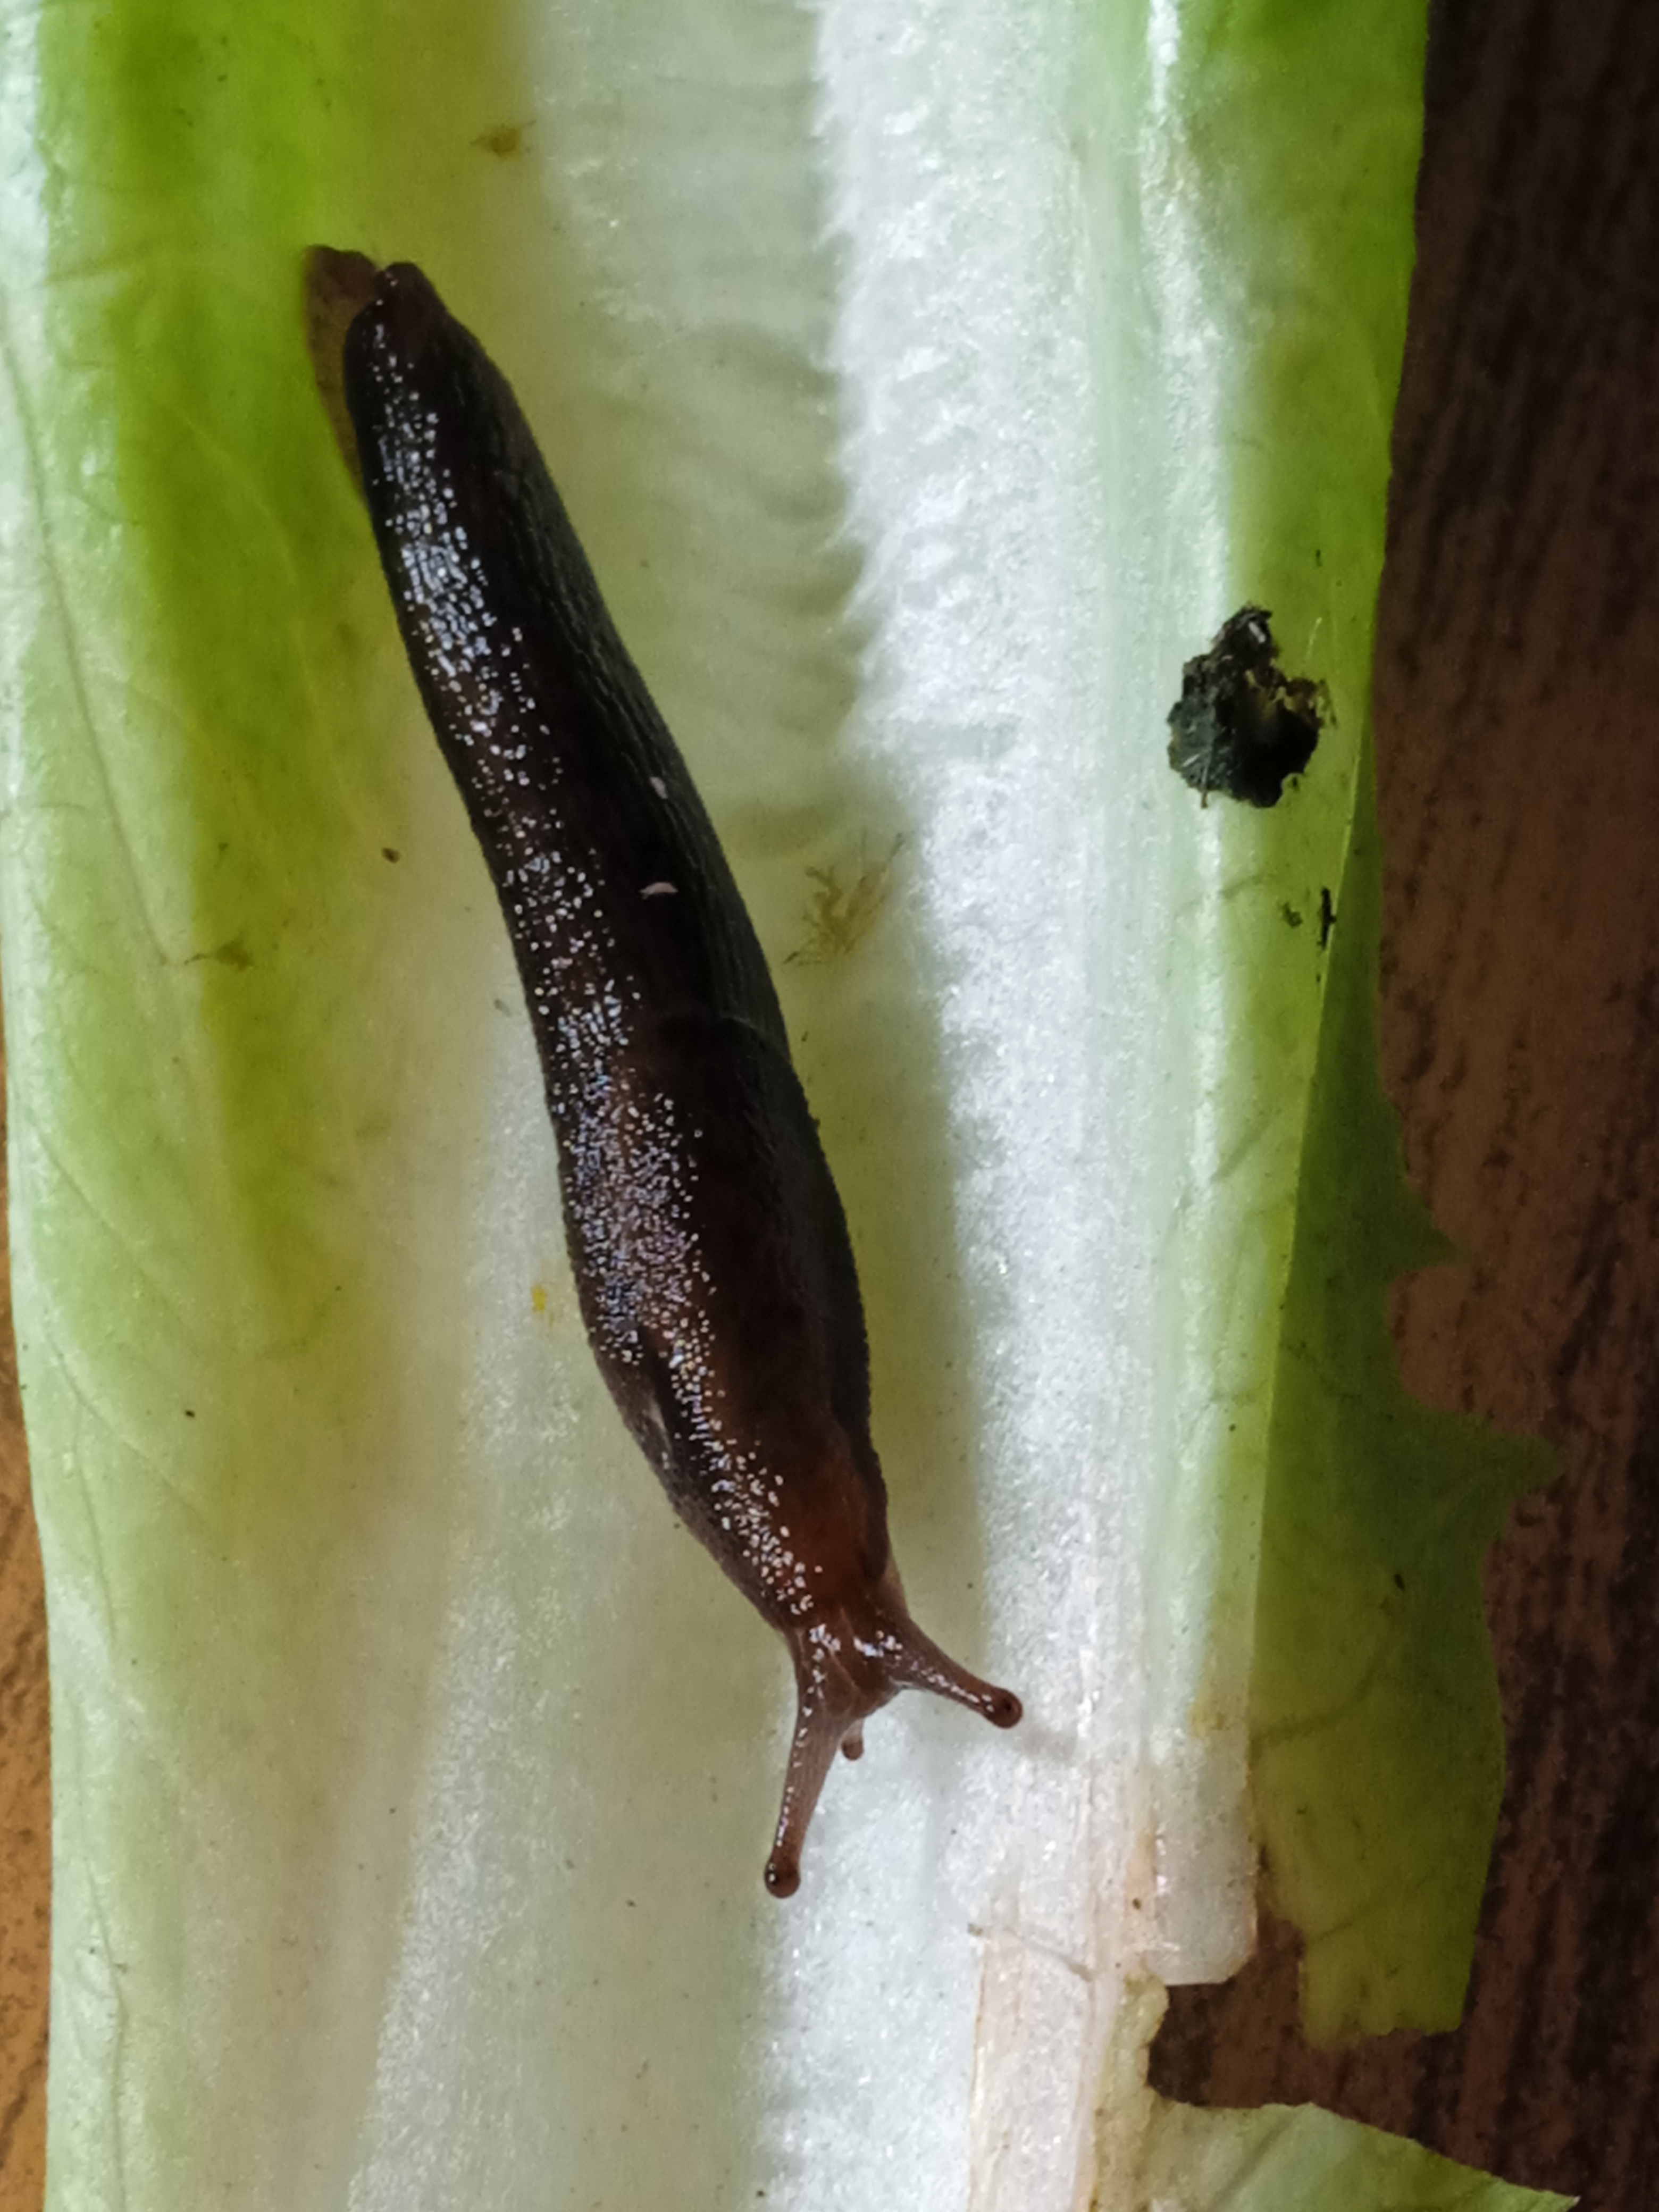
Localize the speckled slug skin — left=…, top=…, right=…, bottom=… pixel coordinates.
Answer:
left=311, top=250, right=1019, bottom=1897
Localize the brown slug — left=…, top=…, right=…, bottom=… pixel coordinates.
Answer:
left=306, top=248, right=1021, bottom=1897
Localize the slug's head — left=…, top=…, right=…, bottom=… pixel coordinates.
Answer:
left=764, top=1563, right=1021, bottom=1899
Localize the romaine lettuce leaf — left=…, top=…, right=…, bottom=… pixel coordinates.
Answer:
left=0, top=0, right=1555, bottom=2205
left=1132, top=0, right=1553, bottom=2046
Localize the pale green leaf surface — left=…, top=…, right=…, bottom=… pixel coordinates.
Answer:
left=1113, top=0, right=1440, bottom=1961
left=1138, top=0, right=1553, bottom=2046
left=3, top=2, right=843, bottom=2204
left=1144, top=2094, right=1575, bottom=2212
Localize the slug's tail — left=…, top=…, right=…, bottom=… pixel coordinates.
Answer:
left=764, top=1579, right=1021, bottom=1899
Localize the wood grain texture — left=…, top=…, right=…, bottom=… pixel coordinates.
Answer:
left=0, top=1032, right=49, bottom=2212
left=1152, top=1, right=1659, bottom=2205
left=1, top=0, right=1652, bottom=2203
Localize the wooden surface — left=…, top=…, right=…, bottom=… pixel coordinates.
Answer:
left=1152, top=1, right=1659, bottom=2205
left=0, top=1042, right=48, bottom=2208
left=2, top=0, right=1655, bottom=2204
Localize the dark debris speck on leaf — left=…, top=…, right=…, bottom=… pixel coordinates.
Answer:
left=1166, top=605, right=1322, bottom=808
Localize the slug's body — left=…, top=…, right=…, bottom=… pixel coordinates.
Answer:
left=311, top=251, right=1020, bottom=1895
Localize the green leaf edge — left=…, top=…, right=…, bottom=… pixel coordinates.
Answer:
left=1251, top=726, right=1557, bottom=2040
left=1145, top=2090, right=1577, bottom=2212
left=1170, top=0, right=1557, bottom=2047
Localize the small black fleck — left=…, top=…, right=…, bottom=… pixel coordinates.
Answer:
left=474, top=121, right=531, bottom=160
left=1319, top=887, right=1336, bottom=948
left=186, top=934, right=253, bottom=971
left=1281, top=902, right=1304, bottom=929
left=1394, top=1571, right=1406, bottom=1592
left=183, top=1408, right=196, bottom=1418
left=1166, top=605, right=1322, bottom=807
left=383, top=846, right=401, bottom=862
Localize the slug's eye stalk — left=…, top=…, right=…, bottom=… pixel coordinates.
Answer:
left=765, top=1586, right=1023, bottom=1899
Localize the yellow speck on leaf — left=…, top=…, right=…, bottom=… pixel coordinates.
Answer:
left=787, top=836, right=904, bottom=965
left=474, top=121, right=530, bottom=160
left=531, top=1283, right=548, bottom=1315
left=1187, top=1694, right=1228, bottom=1740
left=186, top=934, right=252, bottom=971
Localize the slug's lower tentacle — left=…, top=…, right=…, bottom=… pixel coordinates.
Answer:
left=767, top=1577, right=1021, bottom=1896
left=767, top=1698, right=855, bottom=1901
left=309, top=245, right=1024, bottom=1898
